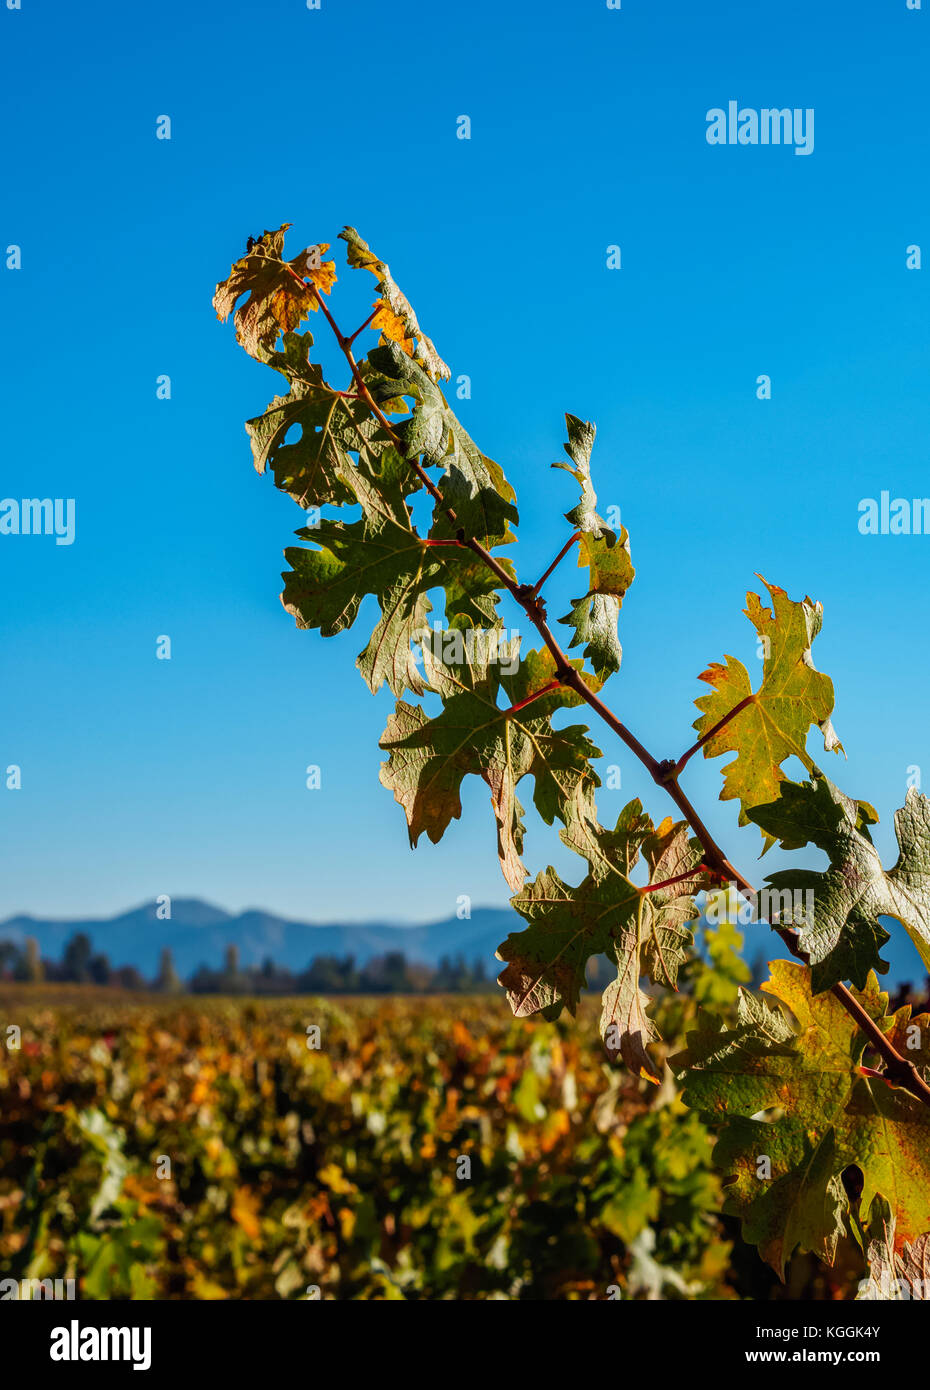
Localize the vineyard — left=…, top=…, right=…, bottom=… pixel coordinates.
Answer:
left=0, top=984, right=873, bottom=1300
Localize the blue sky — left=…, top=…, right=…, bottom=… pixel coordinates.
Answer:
left=2, top=0, right=929, bottom=980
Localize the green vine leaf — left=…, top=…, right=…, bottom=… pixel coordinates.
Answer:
left=379, top=643, right=602, bottom=892
left=367, top=341, right=518, bottom=546
left=553, top=413, right=635, bottom=680
left=281, top=449, right=499, bottom=697
left=693, top=579, right=843, bottom=828
left=639, top=820, right=710, bottom=988
left=675, top=961, right=930, bottom=1279
left=497, top=809, right=707, bottom=1081
left=749, top=778, right=930, bottom=991
left=213, top=225, right=335, bottom=363
left=440, top=546, right=515, bottom=632
left=246, top=341, right=391, bottom=510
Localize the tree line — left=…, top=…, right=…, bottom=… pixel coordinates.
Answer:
left=0, top=934, right=497, bottom=995
left=4, top=931, right=928, bottom=1016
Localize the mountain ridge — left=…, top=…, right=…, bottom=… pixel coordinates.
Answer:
left=0, top=898, right=519, bottom=977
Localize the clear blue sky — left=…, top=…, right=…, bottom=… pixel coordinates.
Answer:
left=2, top=1, right=929, bottom=981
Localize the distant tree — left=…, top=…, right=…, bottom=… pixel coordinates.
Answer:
left=22, top=936, right=44, bottom=983
left=112, top=964, right=146, bottom=990
left=61, top=932, right=93, bottom=983
left=88, top=951, right=112, bottom=986
left=299, top=954, right=335, bottom=992
left=362, top=951, right=414, bottom=994
left=155, top=947, right=182, bottom=994
left=0, top=941, right=19, bottom=979
left=189, top=964, right=220, bottom=994
left=890, top=974, right=930, bottom=1015
left=249, top=955, right=293, bottom=994
left=221, top=943, right=247, bottom=994
left=406, top=961, right=434, bottom=992
left=340, top=954, right=360, bottom=992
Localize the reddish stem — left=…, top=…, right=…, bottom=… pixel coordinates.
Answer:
left=346, top=308, right=378, bottom=347
left=673, top=694, right=757, bottom=776
left=533, top=532, right=581, bottom=594
left=641, top=865, right=714, bottom=894
left=504, top=679, right=562, bottom=718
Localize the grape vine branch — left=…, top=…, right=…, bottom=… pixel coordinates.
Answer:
left=279, top=249, right=930, bottom=1112
left=215, top=224, right=930, bottom=1280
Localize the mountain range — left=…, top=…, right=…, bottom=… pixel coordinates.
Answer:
left=0, top=899, right=520, bottom=978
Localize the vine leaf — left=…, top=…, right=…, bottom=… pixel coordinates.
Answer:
left=340, top=226, right=450, bottom=383
left=379, top=644, right=602, bottom=892
left=246, top=341, right=390, bottom=509
left=213, top=226, right=336, bottom=363
left=693, top=579, right=843, bottom=828
left=441, top=545, right=515, bottom=632
left=497, top=809, right=708, bottom=1081
left=675, top=961, right=930, bottom=1279
left=640, top=820, right=709, bottom=988
left=749, top=778, right=930, bottom=991
left=859, top=1210, right=930, bottom=1299
left=281, top=449, right=499, bottom=697
left=553, top=414, right=635, bottom=680
left=367, top=341, right=518, bottom=546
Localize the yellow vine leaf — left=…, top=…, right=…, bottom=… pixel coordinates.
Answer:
left=339, top=226, right=450, bottom=381
left=213, top=224, right=336, bottom=362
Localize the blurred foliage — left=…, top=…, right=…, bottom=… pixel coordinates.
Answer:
left=0, top=981, right=864, bottom=1300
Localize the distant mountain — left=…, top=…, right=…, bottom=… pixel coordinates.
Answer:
left=0, top=899, right=520, bottom=978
